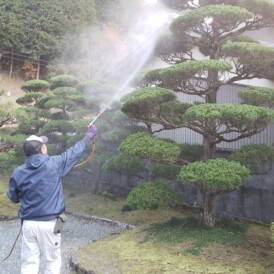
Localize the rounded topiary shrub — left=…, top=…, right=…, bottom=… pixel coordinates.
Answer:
left=50, top=75, right=79, bottom=89
left=21, top=80, right=50, bottom=92
left=126, top=180, right=176, bottom=210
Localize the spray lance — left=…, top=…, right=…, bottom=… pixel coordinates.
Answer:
left=89, top=111, right=104, bottom=126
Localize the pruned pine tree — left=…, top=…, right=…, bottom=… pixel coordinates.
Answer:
left=120, top=0, right=274, bottom=226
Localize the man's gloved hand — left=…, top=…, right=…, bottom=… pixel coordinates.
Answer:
left=86, top=125, right=97, bottom=139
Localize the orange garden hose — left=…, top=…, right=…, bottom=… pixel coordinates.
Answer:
left=74, top=142, right=96, bottom=168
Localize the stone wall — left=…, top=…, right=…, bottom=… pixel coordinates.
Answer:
left=64, top=163, right=274, bottom=224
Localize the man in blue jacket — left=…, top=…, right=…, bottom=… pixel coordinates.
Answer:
left=7, top=126, right=97, bottom=274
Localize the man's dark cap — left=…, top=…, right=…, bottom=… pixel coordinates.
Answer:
left=23, top=135, right=48, bottom=156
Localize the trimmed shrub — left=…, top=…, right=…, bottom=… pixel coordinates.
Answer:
left=50, top=75, right=79, bottom=89
left=21, top=80, right=50, bottom=93
left=230, top=144, right=274, bottom=174
left=151, top=163, right=180, bottom=180
left=127, top=180, right=177, bottom=210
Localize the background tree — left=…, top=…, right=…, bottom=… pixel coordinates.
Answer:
left=120, top=0, right=274, bottom=226
left=0, top=0, right=98, bottom=79
left=0, top=102, right=16, bottom=129
left=86, top=103, right=146, bottom=194
left=15, top=79, right=51, bottom=134
left=39, top=74, right=89, bottom=149
left=0, top=0, right=25, bottom=77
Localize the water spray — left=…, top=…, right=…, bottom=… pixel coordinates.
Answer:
left=88, top=111, right=104, bottom=126
left=87, top=1, right=177, bottom=127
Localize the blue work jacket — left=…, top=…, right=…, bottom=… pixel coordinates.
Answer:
left=7, top=138, right=90, bottom=220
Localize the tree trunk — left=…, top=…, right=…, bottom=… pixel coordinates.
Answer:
left=36, top=57, right=40, bottom=79
left=91, top=163, right=102, bottom=194
left=202, top=191, right=217, bottom=227
left=203, top=136, right=216, bottom=161
left=9, top=49, right=14, bottom=78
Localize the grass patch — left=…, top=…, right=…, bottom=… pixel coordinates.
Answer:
left=143, top=216, right=248, bottom=255
left=0, top=174, right=19, bottom=217
left=64, top=187, right=185, bottom=226
left=76, top=223, right=274, bottom=274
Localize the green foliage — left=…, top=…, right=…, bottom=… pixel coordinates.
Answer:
left=16, top=106, right=48, bottom=134
left=45, top=85, right=85, bottom=120
left=42, top=120, right=75, bottom=136
left=155, top=32, right=194, bottom=64
left=157, top=60, right=232, bottom=89
left=170, top=5, right=253, bottom=35
left=18, top=118, right=46, bottom=135
left=199, top=34, right=259, bottom=56
left=95, top=0, right=127, bottom=24
left=139, top=68, right=163, bottom=87
left=122, top=87, right=176, bottom=117
left=0, top=149, right=20, bottom=171
left=52, top=87, right=78, bottom=96
left=77, top=80, right=114, bottom=108
left=97, top=190, right=116, bottom=200
left=151, top=163, right=180, bottom=181
left=121, top=87, right=190, bottom=126
left=179, top=143, right=203, bottom=162
left=131, top=69, right=157, bottom=88
left=178, top=158, right=250, bottom=192
left=230, top=144, right=274, bottom=174
left=70, top=109, right=91, bottom=120
left=239, top=0, right=274, bottom=20
left=77, top=80, right=113, bottom=94
left=144, top=216, right=247, bottom=255
left=102, top=153, right=145, bottom=175
left=0, top=102, right=15, bottom=128
left=21, top=80, right=50, bottom=92
left=127, top=180, right=177, bottom=210
left=119, top=132, right=181, bottom=164
left=239, top=86, right=274, bottom=107
left=215, top=216, right=248, bottom=233
left=222, top=41, right=274, bottom=57
left=229, top=35, right=260, bottom=44
left=183, top=104, right=274, bottom=137
left=50, top=75, right=79, bottom=89
left=0, top=133, right=26, bottom=170
left=45, top=96, right=76, bottom=110
left=0, top=0, right=25, bottom=51
left=16, top=92, right=45, bottom=105
left=222, top=42, right=274, bottom=79
left=19, top=0, right=69, bottom=58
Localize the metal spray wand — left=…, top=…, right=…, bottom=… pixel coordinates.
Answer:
left=88, top=111, right=104, bottom=126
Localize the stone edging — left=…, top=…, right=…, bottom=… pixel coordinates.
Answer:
left=67, top=211, right=135, bottom=274
left=0, top=215, right=18, bottom=221
left=70, top=255, right=95, bottom=274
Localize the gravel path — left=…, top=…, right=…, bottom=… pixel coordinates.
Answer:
left=0, top=214, right=130, bottom=274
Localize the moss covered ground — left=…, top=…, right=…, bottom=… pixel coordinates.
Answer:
left=64, top=188, right=274, bottom=274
